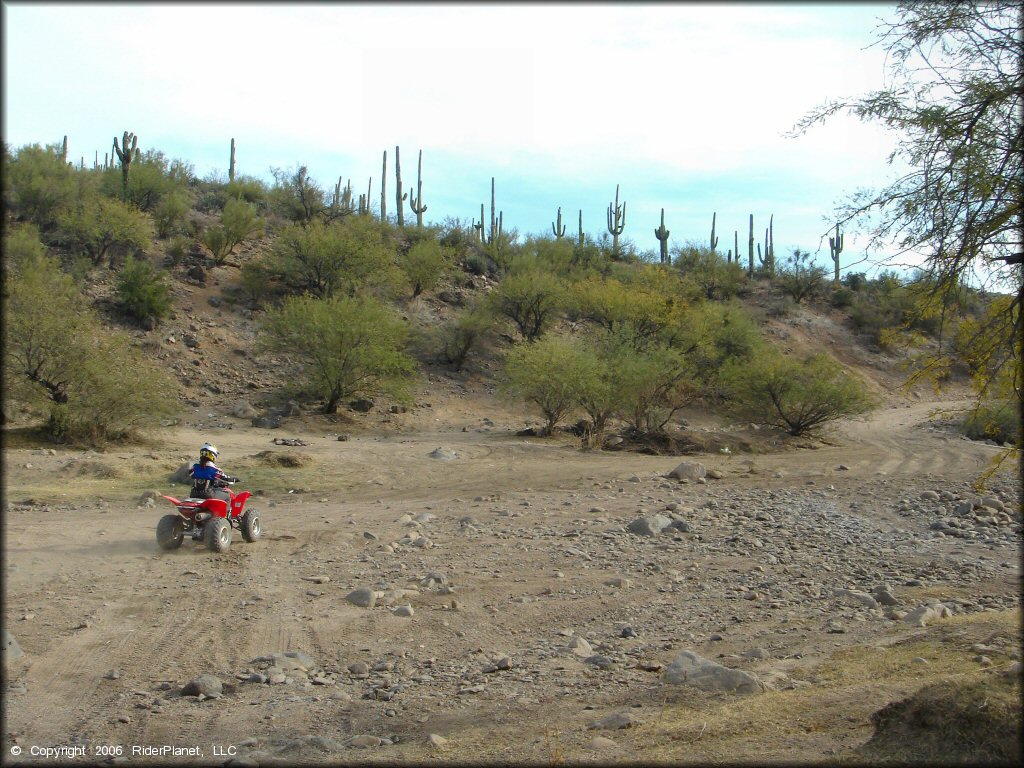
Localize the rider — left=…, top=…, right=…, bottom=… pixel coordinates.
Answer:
left=189, top=443, right=238, bottom=502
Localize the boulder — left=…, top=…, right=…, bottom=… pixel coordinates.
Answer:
left=350, top=399, right=374, bottom=413
left=345, top=588, right=376, bottom=608
left=232, top=401, right=258, bottom=419
left=668, top=461, right=706, bottom=482
left=627, top=514, right=673, bottom=537
left=182, top=674, right=223, bottom=698
left=3, top=630, right=24, bottom=661
left=170, top=463, right=192, bottom=483
left=662, top=650, right=764, bottom=694
left=252, top=414, right=282, bottom=429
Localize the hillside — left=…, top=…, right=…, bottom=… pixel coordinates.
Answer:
left=4, top=229, right=1021, bottom=765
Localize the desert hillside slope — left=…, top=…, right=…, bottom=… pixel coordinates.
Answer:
left=3, top=256, right=1020, bottom=766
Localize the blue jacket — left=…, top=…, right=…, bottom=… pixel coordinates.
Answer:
left=190, top=462, right=227, bottom=483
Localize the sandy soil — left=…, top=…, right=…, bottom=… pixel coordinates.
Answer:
left=2, top=385, right=1020, bottom=765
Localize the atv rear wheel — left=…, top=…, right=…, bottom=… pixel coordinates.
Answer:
left=205, top=517, right=231, bottom=552
left=156, top=515, right=184, bottom=550
left=241, top=509, right=261, bottom=542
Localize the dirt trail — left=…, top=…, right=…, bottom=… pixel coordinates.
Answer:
left=2, top=396, right=1019, bottom=765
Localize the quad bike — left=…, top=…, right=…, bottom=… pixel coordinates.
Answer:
left=157, top=480, right=261, bottom=552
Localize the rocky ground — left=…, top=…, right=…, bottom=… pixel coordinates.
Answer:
left=2, top=391, right=1020, bottom=765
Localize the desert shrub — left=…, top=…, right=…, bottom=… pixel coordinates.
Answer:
left=959, top=400, right=1021, bottom=445
left=3, top=142, right=77, bottom=230
left=269, top=165, right=326, bottom=225
left=2, top=223, right=49, bottom=281
left=100, top=149, right=189, bottom=211
left=400, top=239, right=452, bottom=298
left=55, top=196, right=153, bottom=268
left=259, top=294, right=416, bottom=413
left=166, top=234, right=192, bottom=266
left=502, top=334, right=591, bottom=434
left=431, top=301, right=495, bottom=370
left=262, top=217, right=402, bottom=299
left=830, top=285, right=856, bottom=308
left=722, top=350, right=877, bottom=436
left=520, top=235, right=576, bottom=276
left=116, top=255, right=171, bottom=327
left=225, top=175, right=269, bottom=210
left=3, top=247, right=177, bottom=443
left=776, top=248, right=827, bottom=304
left=463, top=250, right=496, bottom=277
left=199, top=198, right=263, bottom=264
left=609, top=332, right=698, bottom=434
left=675, top=244, right=747, bottom=301
left=152, top=188, right=193, bottom=238
left=842, top=271, right=869, bottom=291
left=488, top=265, right=565, bottom=341
left=567, top=275, right=674, bottom=342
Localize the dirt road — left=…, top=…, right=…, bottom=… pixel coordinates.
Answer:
left=3, top=398, right=1019, bottom=764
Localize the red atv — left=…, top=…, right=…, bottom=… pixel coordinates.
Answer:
left=157, top=480, right=261, bottom=552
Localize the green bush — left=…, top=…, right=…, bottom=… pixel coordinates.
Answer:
left=502, top=334, right=591, bottom=434
left=959, top=400, right=1021, bottom=445
left=3, top=246, right=177, bottom=444
left=489, top=265, right=565, bottom=341
left=432, top=302, right=494, bottom=370
left=674, top=245, right=747, bottom=301
left=3, top=142, right=77, bottom=230
left=259, top=294, right=416, bottom=413
left=263, top=217, right=402, bottom=299
left=153, top=188, right=192, bottom=238
left=100, top=149, right=190, bottom=211
left=166, top=234, right=192, bottom=266
left=116, top=255, right=171, bottom=327
left=269, top=165, right=326, bottom=224
left=55, top=196, right=153, bottom=268
left=776, top=248, right=827, bottom=304
left=2, top=223, right=49, bottom=281
left=200, top=198, right=263, bottom=264
left=723, top=350, right=877, bottom=436
left=225, top=175, right=269, bottom=209
left=400, top=239, right=451, bottom=298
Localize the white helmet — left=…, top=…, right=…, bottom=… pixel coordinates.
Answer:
left=199, top=443, right=219, bottom=462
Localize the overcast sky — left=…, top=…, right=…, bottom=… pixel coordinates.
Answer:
left=2, top=2, right=907, bottom=271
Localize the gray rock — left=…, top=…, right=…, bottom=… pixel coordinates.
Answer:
left=392, top=605, right=414, bottom=617
left=170, top=463, right=193, bottom=483
left=627, top=514, right=673, bottom=537
left=834, top=588, right=879, bottom=609
left=584, top=655, right=614, bottom=669
left=349, top=399, right=375, bottom=413
left=588, top=711, right=639, bottom=730
left=345, top=588, right=376, bottom=608
left=182, top=674, right=223, bottom=698
left=903, top=605, right=941, bottom=627
left=668, top=461, right=706, bottom=482
left=233, top=401, right=258, bottom=419
left=566, top=635, right=594, bottom=657
left=662, top=650, right=764, bottom=694
left=347, top=735, right=383, bottom=748
left=251, top=414, right=282, bottom=429
left=428, top=447, right=458, bottom=461
left=3, top=630, right=24, bottom=661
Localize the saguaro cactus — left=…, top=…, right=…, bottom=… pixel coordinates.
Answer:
left=60, top=135, right=68, bottom=164
left=710, top=211, right=719, bottom=255
left=112, top=130, right=139, bottom=198
left=474, top=204, right=485, bottom=242
left=408, top=149, right=427, bottom=227
left=552, top=207, right=566, bottom=238
left=733, top=230, right=739, bottom=264
left=654, top=208, right=670, bottom=264
left=380, top=150, right=387, bottom=222
left=757, top=215, right=775, bottom=277
left=829, top=223, right=844, bottom=284
left=606, top=184, right=626, bottom=258
left=229, top=138, right=236, bottom=182
left=578, top=210, right=584, bottom=246
left=394, top=145, right=407, bottom=226
left=747, top=214, right=755, bottom=277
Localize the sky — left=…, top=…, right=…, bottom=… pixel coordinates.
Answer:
left=2, top=2, right=910, bottom=272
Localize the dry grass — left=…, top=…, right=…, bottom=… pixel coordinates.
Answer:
left=628, top=609, right=1021, bottom=765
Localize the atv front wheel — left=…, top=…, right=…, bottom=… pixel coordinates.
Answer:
left=156, top=515, right=184, bottom=550
left=205, top=517, right=231, bottom=552
left=241, top=509, right=261, bottom=542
